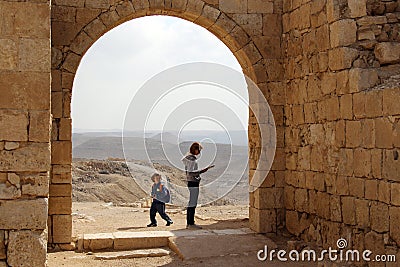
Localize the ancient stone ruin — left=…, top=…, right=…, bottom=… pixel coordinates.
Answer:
left=0, top=0, right=399, bottom=266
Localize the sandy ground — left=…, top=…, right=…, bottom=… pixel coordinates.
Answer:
left=47, top=202, right=318, bottom=267
left=72, top=202, right=250, bottom=236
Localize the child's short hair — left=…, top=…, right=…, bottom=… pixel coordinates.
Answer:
left=151, top=173, right=161, bottom=182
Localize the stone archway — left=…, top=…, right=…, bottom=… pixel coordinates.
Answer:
left=50, top=0, right=285, bottom=245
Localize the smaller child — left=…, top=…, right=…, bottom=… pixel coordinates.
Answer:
left=147, top=173, right=173, bottom=227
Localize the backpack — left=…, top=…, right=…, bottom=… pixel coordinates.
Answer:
left=157, top=183, right=171, bottom=203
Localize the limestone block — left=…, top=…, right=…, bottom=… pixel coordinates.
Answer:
left=389, top=207, right=400, bottom=245
left=365, top=179, right=378, bottom=200
left=70, top=31, right=94, bottom=55
left=29, top=111, right=51, bottom=143
left=0, top=39, right=17, bottom=70
left=370, top=202, right=389, bottom=233
left=85, top=0, right=110, bottom=9
left=249, top=207, right=276, bottom=233
left=116, top=1, right=134, bottom=18
left=0, top=71, right=50, bottom=110
left=330, top=195, right=342, bottom=222
left=7, top=2, right=50, bottom=38
left=284, top=186, right=295, bottom=210
left=286, top=210, right=311, bottom=236
left=53, top=215, right=72, bottom=243
left=62, top=52, right=82, bottom=74
left=196, top=4, right=220, bottom=28
left=59, top=118, right=72, bottom=141
left=248, top=0, right=273, bottom=14
left=342, top=196, right=356, bottom=225
left=348, top=177, right=364, bottom=198
left=0, top=144, right=50, bottom=172
left=48, top=196, right=72, bottom=215
left=346, top=120, right=361, bottom=148
left=355, top=198, right=369, bottom=229
left=328, top=47, right=358, bottom=71
left=184, top=0, right=203, bottom=21
left=378, top=180, right=390, bottom=204
left=391, top=183, right=400, bottom=205
left=4, top=142, right=19, bottom=151
left=349, top=68, right=379, bottom=92
left=382, top=88, right=400, bottom=116
left=374, top=42, right=400, bottom=65
left=365, top=90, right=382, bottom=118
left=0, top=230, right=5, bottom=260
left=348, top=0, right=367, bottom=18
left=220, top=0, right=247, bottom=13
left=51, top=5, right=76, bottom=22
left=7, top=230, right=47, bottom=267
left=0, top=199, right=48, bottom=229
left=294, top=188, right=308, bottom=212
left=21, top=174, right=49, bottom=197
left=339, top=94, right=353, bottom=120
left=0, top=183, right=21, bottom=200
left=51, top=141, right=72, bottom=165
left=0, top=110, right=28, bottom=142
left=316, top=192, right=330, bottom=219
left=215, top=13, right=238, bottom=34
left=330, top=19, right=357, bottom=48
left=375, top=118, right=393, bottom=149
left=52, top=165, right=72, bottom=184
left=335, top=175, right=349, bottom=195
left=353, top=92, right=365, bottom=118
left=353, top=149, right=371, bottom=177
left=49, top=184, right=71, bottom=197
left=18, top=38, right=50, bottom=72
left=369, top=150, right=381, bottom=180
left=233, top=14, right=262, bottom=37
left=326, top=0, right=341, bottom=23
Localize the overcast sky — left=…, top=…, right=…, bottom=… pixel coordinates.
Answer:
left=72, top=16, right=249, bottom=132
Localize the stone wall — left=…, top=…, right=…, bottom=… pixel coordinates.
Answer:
left=283, top=0, right=400, bottom=260
left=0, top=0, right=51, bottom=266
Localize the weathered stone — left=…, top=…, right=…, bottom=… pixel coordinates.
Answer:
left=365, top=179, right=378, bottom=200
left=374, top=42, right=400, bottom=65
left=355, top=198, right=369, bottom=229
left=370, top=202, right=389, bottom=233
left=353, top=149, right=371, bottom=177
left=51, top=141, right=72, bottom=165
left=52, top=165, right=72, bottom=184
left=220, top=0, right=247, bottom=13
left=48, top=196, right=71, bottom=215
left=0, top=39, right=17, bottom=70
left=348, top=0, right=366, bottom=18
left=19, top=38, right=50, bottom=72
left=0, top=110, right=28, bottom=142
left=49, top=184, right=71, bottom=197
left=248, top=0, right=273, bottom=14
left=391, top=183, right=400, bottom=205
left=4, top=142, right=19, bottom=151
left=383, top=88, right=400, bottom=116
left=349, top=177, right=364, bottom=198
left=328, top=47, right=358, bottom=71
left=342, top=196, right=356, bottom=225
left=249, top=207, right=276, bottom=233
left=349, top=68, right=379, bottom=92
left=0, top=72, right=50, bottom=110
left=7, top=230, right=47, bottom=267
left=346, top=120, right=361, bottom=148
left=0, top=144, right=50, bottom=172
left=83, top=233, right=114, bottom=251
left=389, top=207, right=400, bottom=246
left=286, top=210, right=311, bottom=236
left=0, top=183, right=21, bottom=200
left=53, top=215, right=72, bottom=243
left=0, top=199, right=48, bottom=229
left=330, top=19, right=357, bottom=48
left=21, top=174, right=49, bottom=197
left=29, top=111, right=51, bottom=143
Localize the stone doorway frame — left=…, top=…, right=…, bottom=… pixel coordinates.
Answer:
left=50, top=0, right=285, bottom=245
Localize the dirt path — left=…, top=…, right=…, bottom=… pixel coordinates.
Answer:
left=72, top=202, right=249, bottom=236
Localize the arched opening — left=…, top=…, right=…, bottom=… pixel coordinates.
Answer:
left=49, top=0, right=283, bottom=246
left=71, top=15, right=250, bottom=235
